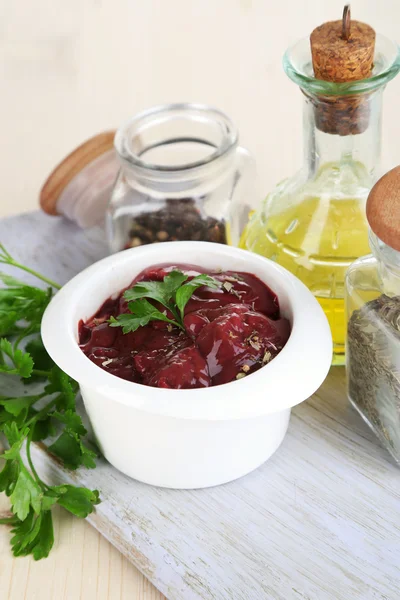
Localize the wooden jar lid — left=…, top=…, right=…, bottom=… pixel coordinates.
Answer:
left=40, top=131, right=119, bottom=228
left=366, top=166, right=400, bottom=252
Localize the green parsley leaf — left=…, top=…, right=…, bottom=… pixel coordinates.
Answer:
left=0, top=339, right=33, bottom=378
left=52, top=410, right=87, bottom=436
left=10, top=510, right=54, bottom=560
left=10, top=510, right=42, bottom=555
left=48, top=431, right=83, bottom=469
left=124, top=270, right=188, bottom=306
left=48, top=431, right=96, bottom=471
left=10, top=510, right=38, bottom=556
left=80, top=444, right=97, bottom=469
left=0, top=395, right=43, bottom=417
left=0, top=311, right=20, bottom=337
left=41, top=496, right=59, bottom=511
left=3, top=421, right=25, bottom=446
left=1, top=423, right=30, bottom=460
left=0, top=283, right=52, bottom=339
left=0, top=460, right=20, bottom=496
left=47, top=410, right=93, bottom=469
left=31, top=417, right=56, bottom=442
left=45, top=366, right=77, bottom=410
left=25, top=338, right=53, bottom=372
left=109, top=298, right=180, bottom=334
left=1, top=440, right=26, bottom=461
left=0, top=273, right=27, bottom=287
left=10, top=469, right=42, bottom=521
left=175, top=274, right=221, bottom=319
left=31, top=511, right=54, bottom=560
left=56, top=486, right=100, bottom=518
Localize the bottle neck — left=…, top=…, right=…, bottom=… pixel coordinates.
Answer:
left=302, top=88, right=383, bottom=185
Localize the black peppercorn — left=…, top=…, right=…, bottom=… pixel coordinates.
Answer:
left=125, top=198, right=227, bottom=248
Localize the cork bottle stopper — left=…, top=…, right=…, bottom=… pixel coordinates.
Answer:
left=366, top=166, right=400, bottom=252
left=40, top=131, right=119, bottom=228
left=309, top=5, right=376, bottom=135
left=310, top=5, right=375, bottom=83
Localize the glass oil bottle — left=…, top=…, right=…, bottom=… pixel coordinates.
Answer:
left=240, top=8, right=400, bottom=364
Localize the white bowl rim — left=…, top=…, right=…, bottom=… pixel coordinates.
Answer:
left=41, top=242, right=332, bottom=420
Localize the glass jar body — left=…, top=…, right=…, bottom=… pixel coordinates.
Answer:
left=106, top=104, right=255, bottom=253
left=345, top=236, right=400, bottom=464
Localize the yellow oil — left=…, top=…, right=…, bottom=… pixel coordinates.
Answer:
left=239, top=196, right=370, bottom=364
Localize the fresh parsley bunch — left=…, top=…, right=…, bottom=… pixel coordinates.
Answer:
left=0, top=244, right=99, bottom=560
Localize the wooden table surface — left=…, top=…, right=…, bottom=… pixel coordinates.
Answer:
left=1, top=212, right=400, bottom=600
left=0, top=499, right=164, bottom=600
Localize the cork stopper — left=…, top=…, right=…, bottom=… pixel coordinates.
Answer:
left=40, top=131, right=119, bottom=228
left=366, top=166, right=400, bottom=252
left=309, top=5, right=376, bottom=135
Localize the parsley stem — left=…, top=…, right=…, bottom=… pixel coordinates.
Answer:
left=25, top=396, right=60, bottom=428
left=13, top=328, right=35, bottom=352
left=167, top=303, right=182, bottom=327
left=31, top=369, right=51, bottom=378
left=165, top=317, right=184, bottom=330
left=1, top=259, right=62, bottom=290
left=0, top=516, right=19, bottom=525
left=13, top=335, right=23, bottom=353
left=0, top=244, right=12, bottom=260
left=26, top=429, right=47, bottom=490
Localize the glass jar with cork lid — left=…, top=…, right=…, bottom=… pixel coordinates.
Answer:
left=346, top=166, right=400, bottom=465
left=240, top=6, right=400, bottom=365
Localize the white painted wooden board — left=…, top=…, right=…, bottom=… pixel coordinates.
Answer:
left=0, top=212, right=399, bottom=600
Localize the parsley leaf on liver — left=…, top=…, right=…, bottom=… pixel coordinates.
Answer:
left=110, top=270, right=221, bottom=333
left=109, top=298, right=181, bottom=333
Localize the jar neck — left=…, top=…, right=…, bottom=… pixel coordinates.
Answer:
left=301, top=88, right=383, bottom=184
left=370, top=231, right=400, bottom=295
left=114, top=103, right=238, bottom=196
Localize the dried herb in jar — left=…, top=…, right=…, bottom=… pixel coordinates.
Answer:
left=347, top=294, right=400, bottom=459
left=125, top=198, right=226, bottom=248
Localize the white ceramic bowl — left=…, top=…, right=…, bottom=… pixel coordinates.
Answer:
left=41, top=242, right=332, bottom=489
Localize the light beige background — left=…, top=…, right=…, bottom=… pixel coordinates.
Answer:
left=1, top=1, right=400, bottom=598
left=2, top=0, right=400, bottom=219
